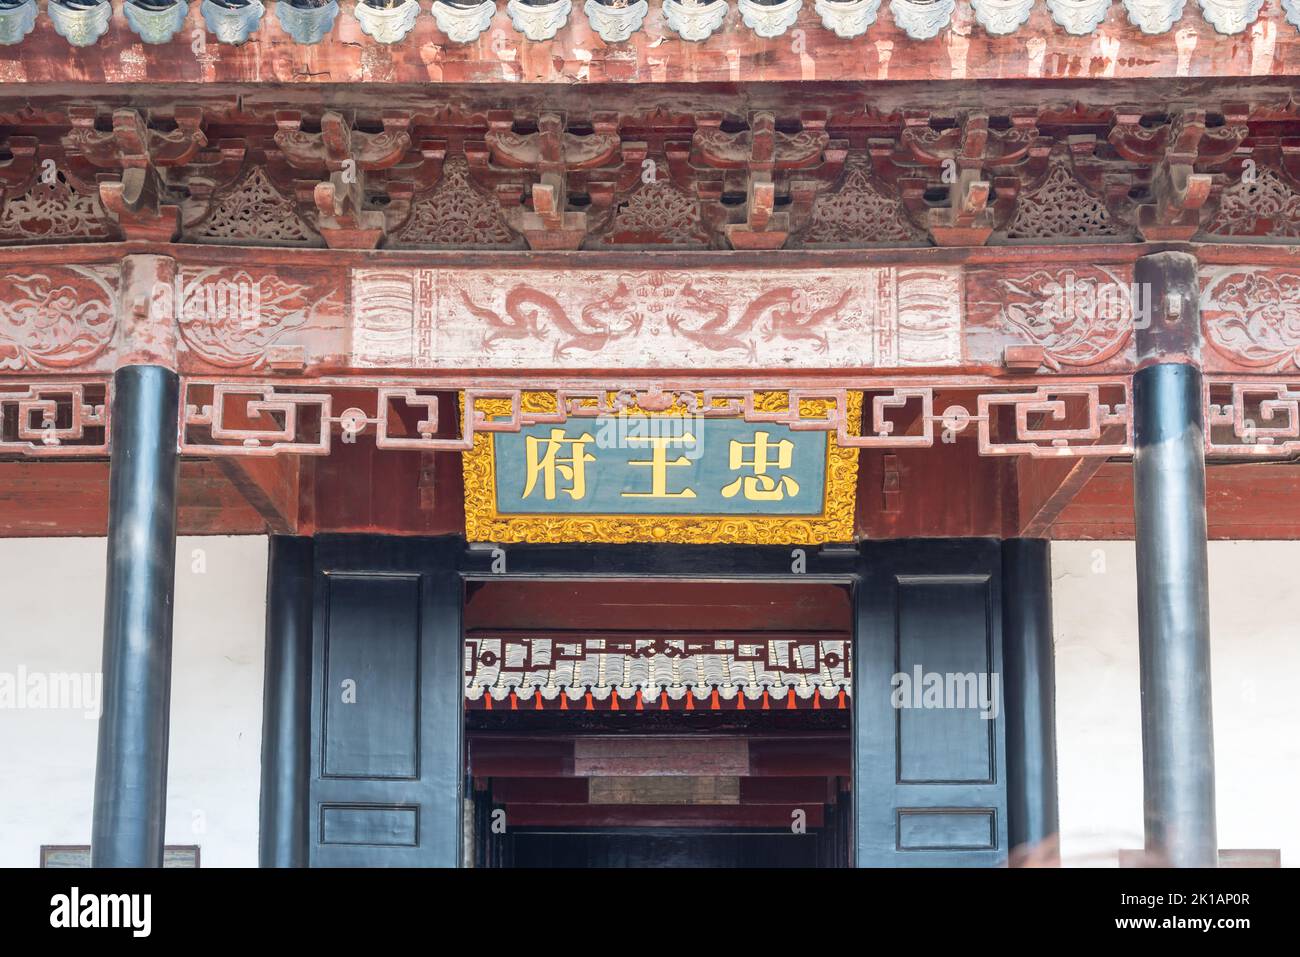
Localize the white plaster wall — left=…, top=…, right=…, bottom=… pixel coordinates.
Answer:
left=0, top=537, right=267, bottom=868
left=1053, top=540, right=1300, bottom=867
left=3, top=535, right=1295, bottom=868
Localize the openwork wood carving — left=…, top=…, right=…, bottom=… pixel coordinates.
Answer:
left=0, top=380, right=109, bottom=456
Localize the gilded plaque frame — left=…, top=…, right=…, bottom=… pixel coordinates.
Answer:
left=462, top=391, right=861, bottom=544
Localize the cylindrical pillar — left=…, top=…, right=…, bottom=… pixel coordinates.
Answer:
left=1133, top=362, right=1217, bottom=868
left=259, top=536, right=315, bottom=867
left=92, top=364, right=180, bottom=867
left=1132, top=250, right=1217, bottom=868
left=1001, top=538, right=1059, bottom=861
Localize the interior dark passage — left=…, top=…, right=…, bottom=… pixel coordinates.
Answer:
left=463, top=579, right=854, bottom=868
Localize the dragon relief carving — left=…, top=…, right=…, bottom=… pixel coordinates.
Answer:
left=458, top=283, right=639, bottom=360
left=667, top=284, right=852, bottom=359
left=457, top=274, right=857, bottom=362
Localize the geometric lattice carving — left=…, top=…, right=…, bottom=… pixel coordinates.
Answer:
left=186, top=165, right=319, bottom=246
left=1001, top=153, right=1124, bottom=242
left=0, top=381, right=109, bottom=457
left=1205, top=379, right=1300, bottom=458
left=796, top=155, right=927, bottom=247
left=592, top=178, right=708, bottom=248
left=0, top=175, right=115, bottom=244
left=1202, top=167, right=1300, bottom=241
left=392, top=157, right=522, bottom=249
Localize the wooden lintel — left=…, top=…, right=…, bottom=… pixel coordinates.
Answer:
left=0, top=460, right=268, bottom=537
left=1053, top=462, right=1300, bottom=540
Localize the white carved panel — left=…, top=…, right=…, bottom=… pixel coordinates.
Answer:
left=350, top=266, right=964, bottom=370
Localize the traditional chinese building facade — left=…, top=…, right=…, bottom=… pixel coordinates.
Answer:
left=2, top=1, right=1300, bottom=868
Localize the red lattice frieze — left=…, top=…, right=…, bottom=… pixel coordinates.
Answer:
left=1205, top=379, right=1300, bottom=458
left=175, top=379, right=1136, bottom=459
left=0, top=380, right=109, bottom=457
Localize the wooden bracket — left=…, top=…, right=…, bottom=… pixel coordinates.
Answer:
left=1109, top=105, right=1248, bottom=241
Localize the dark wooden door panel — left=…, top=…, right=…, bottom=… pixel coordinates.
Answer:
left=855, top=540, right=1009, bottom=867
left=298, top=538, right=1009, bottom=868
left=308, top=536, right=463, bottom=867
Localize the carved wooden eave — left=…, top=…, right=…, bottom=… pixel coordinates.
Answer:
left=11, top=94, right=1300, bottom=252
left=2, top=3, right=1300, bottom=85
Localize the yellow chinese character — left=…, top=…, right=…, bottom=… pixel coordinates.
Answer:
left=623, top=433, right=697, bottom=499
left=722, top=431, right=800, bottom=501
left=523, top=429, right=597, bottom=501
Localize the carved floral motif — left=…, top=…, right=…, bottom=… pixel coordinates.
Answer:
left=0, top=0, right=37, bottom=46
left=1202, top=167, right=1300, bottom=240
left=889, top=0, right=954, bottom=39
left=124, top=0, right=190, bottom=44
left=583, top=0, right=647, bottom=41
left=1122, top=0, right=1184, bottom=32
left=662, top=0, right=729, bottom=41
left=274, top=0, right=340, bottom=44
left=1000, top=153, right=1124, bottom=242
left=173, top=266, right=344, bottom=368
left=506, top=0, right=571, bottom=39
left=0, top=266, right=117, bottom=370
left=0, top=176, right=114, bottom=244
left=1201, top=267, right=1300, bottom=370
left=47, top=0, right=112, bottom=47
left=737, top=0, right=802, bottom=37
left=593, top=179, right=708, bottom=248
left=430, top=0, right=496, bottom=41
left=813, top=0, right=878, bottom=35
left=393, top=157, right=522, bottom=248
left=1197, top=0, right=1263, bottom=34
left=187, top=166, right=319, bottom=246
left=796, top=155, right=926, bottom=247
left=968, top=265, right=1135, bottom=369
left=1046, top=0, right=1111, bottom=34
left=352, top=0, right=419, bottom=42
left=970, top=0, right=1034, bottom=34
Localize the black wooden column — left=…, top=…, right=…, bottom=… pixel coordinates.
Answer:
left=259, top=537, right=314, bottom=867
left=1132, top=251, right=1217, bottom=868
left=92, top=365, right=180, bottom=867
left=1001, top=538, right=1059, bottom=861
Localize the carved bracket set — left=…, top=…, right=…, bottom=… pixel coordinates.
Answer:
left=6, top=102, right=1300, bottom=251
